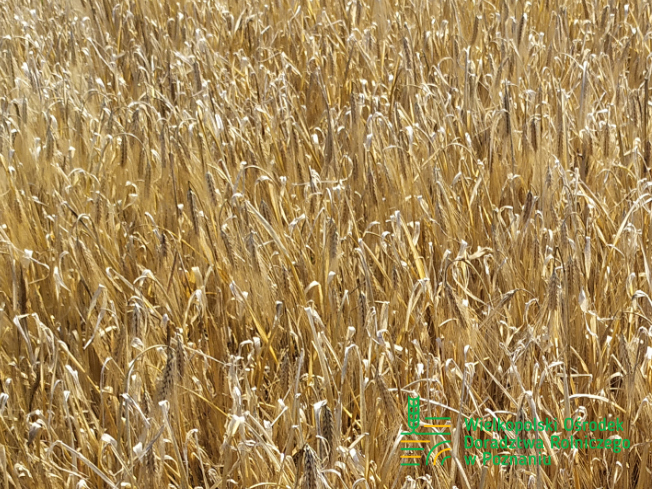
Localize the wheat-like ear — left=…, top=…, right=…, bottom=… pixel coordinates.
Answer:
left=187, top=187, right=200, bottom=235
left=279, top=351, right=291, bottom=398
left=375, top=371, right=398, bottom=422
left=120, top=135, right=128, bottom=168
left=470, top=15, right=481, bottom=46
left=221, top=227, right=235, bottom=265
left=175, top=332, right=186, bottom=383
left=260, top=198, right=273, bottom=224
left=302, top=445, right=319, bottom=489
left=156, top=348, right=175, bottom=404
left=445, top=281, right=468, bottom=330
left=205, top=171, right=218, bottom=207
left=548, top=268, right=559, bottom=313
left=327, top=219, right=338, bottom=263
left=193, top=59, right=202, bottom=92
left=144, top=441, right=159, bottom=486
left=319, top=405, right=335, bottom=467
left=45, top=127, right=55, bottom=162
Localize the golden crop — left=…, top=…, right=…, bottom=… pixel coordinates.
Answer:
left=0, top=0, right=651, bottom=488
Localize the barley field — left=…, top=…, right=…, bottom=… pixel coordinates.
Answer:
left=0, top=0, right=651, bottom=488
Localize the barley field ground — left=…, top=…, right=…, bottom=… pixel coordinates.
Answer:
left=1, top=0, right=652, bottom=488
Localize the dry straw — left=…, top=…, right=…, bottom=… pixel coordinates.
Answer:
left=0, top=0, right=651, bottom=488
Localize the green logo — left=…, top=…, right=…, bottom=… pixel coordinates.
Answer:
left=400, top=396, right=452, bottom=466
